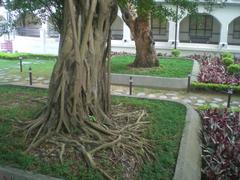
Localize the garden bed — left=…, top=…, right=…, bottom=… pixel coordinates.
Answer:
left=200, top=109, right=240, bottom=179
left=189, top=54, right=240, bottom=94
left=111, top=56, right=193, bottom=78
left=0, top=85, right=186, bottom=179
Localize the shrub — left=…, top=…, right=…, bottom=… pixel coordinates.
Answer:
left=221, top=57, right=234, bottom=66
left=191, top=81, right=240, bottom=94
left=221, top=52, right=234, bottom=59
left=0, top=52, right=57, bottom=60
left=227, top=64, right=240, bottom=74
left=201, top=109, right=240, bottom=179
left=171, top=49, right=181, bottom=57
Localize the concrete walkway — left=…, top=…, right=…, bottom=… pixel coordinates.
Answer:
left=111, top=85, right=240, bottom=109
left=3, top=82, right=240, bottom=110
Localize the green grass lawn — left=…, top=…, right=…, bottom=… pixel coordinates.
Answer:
left=111, top=56, right=193, bottom=78
left=0, top=59, right=55, bottom=82
left=0, top=55, right=193, bottom=84
left=0, top=85, right=186, bottom=180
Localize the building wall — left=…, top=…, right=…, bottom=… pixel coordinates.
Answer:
left=0, top=2, right=240, bottom=55
left=111, top=16, right=123, bottom=40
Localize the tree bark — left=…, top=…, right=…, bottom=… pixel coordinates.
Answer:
left=44, top=0, right=118, bottom=133
left=121, top=9, right=158, bottom=68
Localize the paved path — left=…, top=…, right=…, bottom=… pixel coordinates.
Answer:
left=3, top=81, right=240, bottom=109
left=111, top=86, right=240, bottom=109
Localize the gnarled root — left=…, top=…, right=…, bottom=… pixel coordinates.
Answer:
left=23, top=107, right=153, bottom=179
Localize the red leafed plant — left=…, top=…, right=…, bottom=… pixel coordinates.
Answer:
left=201, top=109, right=240, bottom=180
left=189, top=55, right=240, bottom=85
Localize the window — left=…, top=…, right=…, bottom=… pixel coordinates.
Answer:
left=151, top=18, right=168, bottom=35
left=189, top=15, right=213, bottom=37
left=233, top=17, right=240, bottom=39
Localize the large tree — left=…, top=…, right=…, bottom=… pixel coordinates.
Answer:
left=5, top=0, right=153, bottom=178
left=119, top=0, right=198, bottom=67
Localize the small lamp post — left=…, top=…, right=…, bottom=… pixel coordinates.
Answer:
left=187, top=74, right=191, bottom=93
left=129, top=76, right=133, bottom=95
left=227, top=89, right=233, bottom=108
left=29, top=67, right=32, bottom=85
left=19, top=56, right=23, bottom=72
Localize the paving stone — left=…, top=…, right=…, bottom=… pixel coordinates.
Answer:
left=197, top=99, right=206, bottom=104
left=43, top=80, right=50, bottom=84
left=213, top=98, right=223, bottom=102
left=232, top=101, right=239, bottom=105
left=222, top=102, right=227, bottom=107
left=182, top=99, right=192, bottom=104
left=36, top=77, right=45, bottom=81
left=209, top=103, right=220, bottom=108
left=166, top=93, right=177, bottom=96
left=136, top=92, right=146, bottom=97
left=114, top=89, right=126, bottom=93
left=171, top=96, right=179, bottom=100
left=159, top=95, right=167, bottom=99
left=148, top=94, right=157, bottom=98
left=190, top=96, right=198, bottom=100
left=21, top=62, right=32, bottom=65
left=194, top=103, right=203, bottom=106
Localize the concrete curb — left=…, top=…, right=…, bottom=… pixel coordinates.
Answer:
left=173, top=103, right=202, bottom=180
left=111, top=73, right=188, bottom=89
left=111, top=58, right=199, bottom=90
left=0, top=166, right=62, bottom=180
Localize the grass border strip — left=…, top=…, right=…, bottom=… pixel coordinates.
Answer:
left=112, top=93, right=202, bottom=180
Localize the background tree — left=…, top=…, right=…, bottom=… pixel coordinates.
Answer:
left=119, top=0, right=198, bottom=67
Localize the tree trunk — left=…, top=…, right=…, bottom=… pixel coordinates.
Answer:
left=121, top=10, right=158, bottom=68
left=42, top=0, right=118, bottom=133
left=133, top=16, right=158, bottom=67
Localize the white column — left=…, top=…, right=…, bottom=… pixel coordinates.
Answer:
left=122, top=22, right=131, bottom=43
left=219, top=22, right=229, bottom=49
left=168, top=20, right=179, bottom=47
left=40, top=22, right=48, bottom=54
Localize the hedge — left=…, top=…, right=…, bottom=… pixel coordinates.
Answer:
left=191, top=81, right=240, bottom=94
left=0, top=52, right=57, bottom=60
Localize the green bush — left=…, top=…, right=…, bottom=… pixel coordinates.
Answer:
left=221, top=57, right=234, bottom=66
left=171, top=49, right=181, bottom=57
left=221, top=52, right=234, bottom=59
left=0, top=52, right=57, bottom=60
left=227, top=64, right=240, bottom=74
left=191, top=81, right=240, bottom=94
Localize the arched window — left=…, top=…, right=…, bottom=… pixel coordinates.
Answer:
left=233, top=17, right=240, bottom=39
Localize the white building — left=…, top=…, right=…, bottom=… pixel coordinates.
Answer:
left=0, top=1, right=239, bottom=55
left=112, top=0, right=240, bottom=55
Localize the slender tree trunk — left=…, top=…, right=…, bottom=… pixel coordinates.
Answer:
left=44, top=0, right=118, bottom=133
left=121, top=9, right=158, bottom=68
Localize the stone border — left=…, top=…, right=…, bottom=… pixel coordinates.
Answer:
left=111, top=58, right=200, bottom=90
left=173, top=103, right=202, bottom=180
left=0, top=165, right=62, bottom=180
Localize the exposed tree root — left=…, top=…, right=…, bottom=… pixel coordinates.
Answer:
left=23, top=106, right=154, bottom=179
